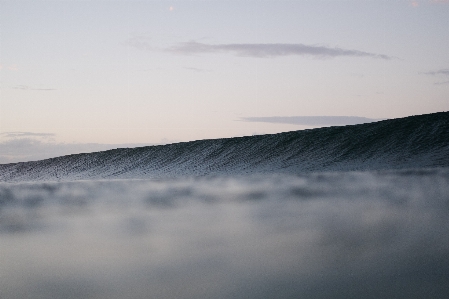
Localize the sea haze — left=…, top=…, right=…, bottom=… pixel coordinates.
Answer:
left=0, top=112, right=448, bottom=299
left=1, top=170, right=449, bottom=299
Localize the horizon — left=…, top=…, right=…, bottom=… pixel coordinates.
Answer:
left=1, top=114, right=384, bottom=164
left=1, top=0, right=448, bottom=162
left=1, top=111, right=446, bottom=164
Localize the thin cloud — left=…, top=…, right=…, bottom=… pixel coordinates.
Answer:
left=11, top=85, right=56, bottom=91
left=183, top=67, right=211, bottom=72
left=421, top=68, right=449, bottom=85
left=167, top=41, right=393, bottom=59
left=422, top=69, right=449, bottom=76
left=122, top=36, right=154, bottom=51
left=240, top=116, right=382, bottom=126
left=1, top=132, right=55, bottom=139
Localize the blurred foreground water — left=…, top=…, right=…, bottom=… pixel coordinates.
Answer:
left=1, top=168, right=449, bottom=299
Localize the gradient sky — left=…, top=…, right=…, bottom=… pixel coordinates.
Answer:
left=0, top=0, right=448, bottom=162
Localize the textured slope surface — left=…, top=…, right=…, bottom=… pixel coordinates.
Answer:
left=0, top=112, right=448, bottom=182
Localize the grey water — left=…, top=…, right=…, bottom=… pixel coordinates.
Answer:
left=1, top=168, right=449, bottom=299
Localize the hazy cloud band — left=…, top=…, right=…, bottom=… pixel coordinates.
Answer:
left=423, top=68, right=449, bottom=76
left=168, top=41, right=392, bottom=59
left=1, top=132, right=55, bottom=138
left=11, top=85, right=56, bottom=91
left=240, top=116, right=382, bottom=126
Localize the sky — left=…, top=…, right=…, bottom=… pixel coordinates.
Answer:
left=0, top=0, right=448, bottom=163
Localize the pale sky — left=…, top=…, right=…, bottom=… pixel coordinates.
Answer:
left=0, top=0, right=448, bottom=162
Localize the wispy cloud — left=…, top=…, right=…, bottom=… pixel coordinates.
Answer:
left=124, top=37, right=393, bottom=60
left=11, top=85, right=56, bottom=91
left=183, top=67, right=211, bottom=72
left=122, top=36, right=154, bottom=51
left=422, top=69, right=449, bottom=76
left=240, top=116, right=382, bottom=126
left=1, top=132, right=55, bottom=139
left=421, top=68, right=449, bottom=85
left=167, top=41, right=393, bottom=59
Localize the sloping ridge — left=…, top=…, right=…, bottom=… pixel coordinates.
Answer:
left=1, top=112, right=448, bottom=182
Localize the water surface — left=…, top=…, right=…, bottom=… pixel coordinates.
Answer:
left=1, top=169, right=449, bottom=298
